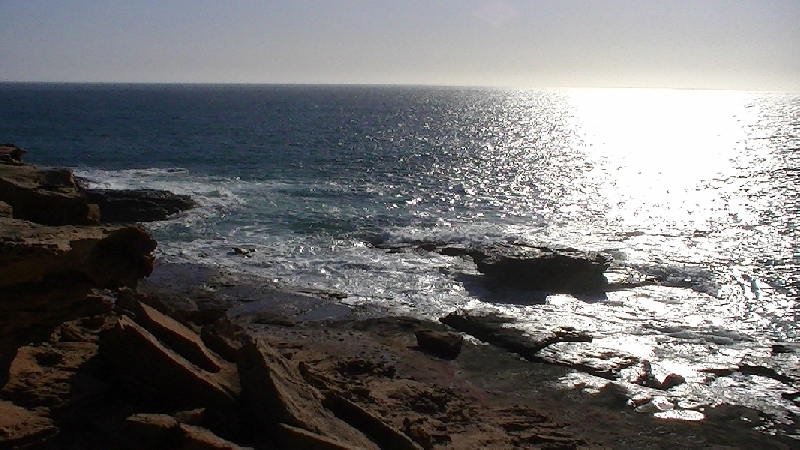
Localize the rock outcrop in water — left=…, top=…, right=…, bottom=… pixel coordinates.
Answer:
left=468, top=245, right=611, bottom=293
left=84, top=188, right=197, bottom=223
left=0, top=144, right=196, bottom=225
left=374, top=240, right=612, bottom=294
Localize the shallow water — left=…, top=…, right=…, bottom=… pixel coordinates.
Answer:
left=1, top=84, right=798, bottom=432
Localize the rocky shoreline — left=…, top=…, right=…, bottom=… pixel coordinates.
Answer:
left=1, top=145, right=797, bottom=449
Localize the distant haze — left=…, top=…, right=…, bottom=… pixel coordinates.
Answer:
left=1, top=0, right=798, bottom=91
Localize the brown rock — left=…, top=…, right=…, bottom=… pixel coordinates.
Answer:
left=237, top=337, right=379, bottom=449
left=276, top=423, right=363, bottom=450
left=0, top=162, right=99, bottom=225
left=0, top=219, right=156, bottom=359
left=0, top=144, right=26, bottom=165
left=414, top=329, right=463, bottom=360
left=101, top=316, right=240, bottom=412
left=1, top=342, right=105, bottom=410
left=323, top=393, right=424, bottom=450
left=201, top=327, right=243, bottom=365
left=173, top=408, right=206, bottom=426
left=125, top=300, right=224, bottom=373
left=0, top=400, right=58, bottom=448
left=200, top=317, right=247, bottom=364
left=124, top=413, right=181, bottom=449
left=178, top=423, right=250, bottom=450
left=0, top=218, right=156, bottom=290
left=0, top=201, right=11, bottom=218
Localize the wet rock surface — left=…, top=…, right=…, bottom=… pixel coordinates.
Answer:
left=373, top=241, right=612, bottom=294
left=440, top=311, right=593, bottom=360
left=85, top=188, right=197, bottom=223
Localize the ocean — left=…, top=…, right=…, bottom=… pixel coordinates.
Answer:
left=1, top=83, right=798, bottom=428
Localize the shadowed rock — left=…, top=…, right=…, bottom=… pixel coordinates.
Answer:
left=469, top=245, right=611, bottom=293
left=237, top=337, right=379, bottom=449
left=414, top=329, right=463, bottom=360
left=440, top=311, right=593, bottom=360
left=0, top=144, right=26, bottom=165
left=374, top=241, right=611, bottom=293
left=0, top=201, right=11, bottom=218
left=85, top=188, right=197, bottom=223
left=0, top=399, right=58, bottom=448
left=100, top=316, right=240, bottom=412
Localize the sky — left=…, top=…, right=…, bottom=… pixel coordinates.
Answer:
left=1, top=0, right=798, bottom=91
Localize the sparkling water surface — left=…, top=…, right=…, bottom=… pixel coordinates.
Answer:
left=2, top=84, right=798, bottom=428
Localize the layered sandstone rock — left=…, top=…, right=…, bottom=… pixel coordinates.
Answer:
left=0, top=145, right=195, bottom=225
left=0, top=218, right=156, bottom=356
left=0, top=162, right=100, bottom=225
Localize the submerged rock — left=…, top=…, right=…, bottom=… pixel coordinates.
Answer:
left=537, top=342, right=650, bottom=382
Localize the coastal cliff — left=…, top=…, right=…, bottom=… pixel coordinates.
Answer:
left=1, top=146, right=795, bottom=449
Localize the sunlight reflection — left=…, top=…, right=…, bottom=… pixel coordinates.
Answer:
left=567, top=89, right=755, bottom=232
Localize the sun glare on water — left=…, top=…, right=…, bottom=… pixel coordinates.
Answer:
left=565, top=88, right=757, bottom=233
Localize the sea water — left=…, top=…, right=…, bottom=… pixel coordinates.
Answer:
left=1, top=83, right=798, bottom=429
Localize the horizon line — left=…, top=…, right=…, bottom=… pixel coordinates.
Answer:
left=0, top=80, right=795, bottom=94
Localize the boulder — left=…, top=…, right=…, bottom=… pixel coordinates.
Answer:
left=0, top=400, right=58, bottom=449
left=0, top=143, right=26, bottom=165
left=1, top=342, right=105, bottom=410
left=375, top=241, right=612, bottom=293
left=237, top=337, right=379, bottom=449
left=0, top=201, right=11, bottom=218
left=85, top=188, right=197, bottom=223
left=414, top=329, right=463, bottom=360
left=469, top=245, right=611, bottom=293
left=0, top=163, right=99, bottom=226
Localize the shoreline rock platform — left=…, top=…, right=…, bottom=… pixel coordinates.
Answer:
left=2, top=146, right=798, bottom=449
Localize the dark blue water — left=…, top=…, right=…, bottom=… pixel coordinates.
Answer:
left=2, top=83, right=798, bottom=425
